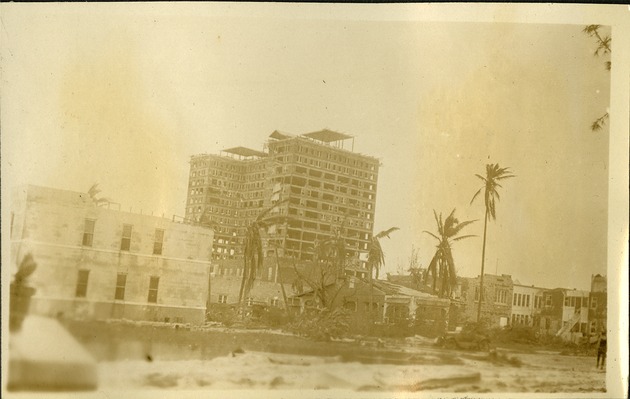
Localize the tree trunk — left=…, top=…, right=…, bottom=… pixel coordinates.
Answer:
left=274, top=250, right=290, bottom=314
left=369, top=263, right=374, bottom=323
left=477, top=209, right=489, bottom=323
left=238, top=257, right=247, bottom=304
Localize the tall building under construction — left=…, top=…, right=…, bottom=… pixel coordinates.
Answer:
left=185, top=129, right=380, bottom=264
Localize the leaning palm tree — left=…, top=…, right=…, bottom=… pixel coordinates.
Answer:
left=424, top=209, right=475, bottom=298
left=470, top=163, right=514, bottom=322
left=238, top=199, right=290, bottom=305
left=367, top=227, right=400, bottom=280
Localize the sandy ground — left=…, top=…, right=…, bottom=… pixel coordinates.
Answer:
left=48, top=321, right=607, bottom=394
left=96, top=345, right=606, bottom=393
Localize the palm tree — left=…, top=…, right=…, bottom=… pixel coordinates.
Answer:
left=366, top=227, right=399, bottom=321
left=238, top=199, right=290, bottom=305
left=470, top=163, right=514, bottom=322
left=290, top=216, right=351, bottom=309
left=423, top=209, right=475, bottom=298
left=313, top=215, right=351, bottom=279
left=367, top=227, right=400, bottom=280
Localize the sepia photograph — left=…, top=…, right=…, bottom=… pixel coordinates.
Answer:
left=1, top=3, right=628, bottom=398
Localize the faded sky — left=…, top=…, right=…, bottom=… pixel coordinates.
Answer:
left=1, top=5, right=613, bottom=290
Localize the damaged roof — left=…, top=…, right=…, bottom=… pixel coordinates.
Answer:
left=269, top=130, right=294, bottom=140
left=302, top=129, right=353, bottom=143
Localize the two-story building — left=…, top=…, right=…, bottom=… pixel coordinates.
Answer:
left=510, top=283, right=546, bottom=327
left=456, top=274, right=514, bottom=328
left=10, top=185, right=214, bottom=325
left=539, top=287, right=590, bottom=342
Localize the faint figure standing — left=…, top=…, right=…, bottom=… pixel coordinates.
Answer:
left=596, top=331, right=607, bottom=369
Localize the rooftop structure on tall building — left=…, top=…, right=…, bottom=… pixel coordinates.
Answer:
left=185, top=129, right=380, bottom=265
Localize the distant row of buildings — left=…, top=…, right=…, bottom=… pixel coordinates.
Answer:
left=388, top=272, right=608, bottom=341
left=9, top=129, right=607, bottom=341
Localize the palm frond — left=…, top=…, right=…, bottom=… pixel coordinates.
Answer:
left=488, top=200, right=497, bottom=220
left=426, top=252, right=440, bottom=292
left=495, top=174, right=515, bottom=181
left=583, top=25, right=601, bottom=36
left=443, top=247, right=458, bottom=287
left=591, top=112, right=609, bottom=132
left=470, top=187, right=483, bottom=205
left=446, top=208, right=457, bottom=220
left=452, top=234, right=477, bottom=242
left=432, top=210, right=442, bottom=236
left=450, top=220, right=476, bottom=237
left=423, top=230, right=440, bottom=241
left=374, top=227, right=400, bottom=240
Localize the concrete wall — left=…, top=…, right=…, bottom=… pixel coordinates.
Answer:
left=590, top=274, right=606, bottom=293
left=10, top=185, right=214, bottom=325
left=511, top=285, right=545, bottom=326
left=331, top=277, right=386, bottom=323
left=208, top=257, right=300, bottom=306
left=209, top=275, right=294, bottom=308
left=561, top=290, right=590, bottom=327
left=589, top=290, right=607, bottom=334
left=589, top=274, right=607, bottom=334
left=460, top=274, right=513, bottom=327
left=539, top=289, right=564, bottom=333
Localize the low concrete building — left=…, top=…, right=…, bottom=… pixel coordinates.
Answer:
left=10, top=185, right=214, bottom=325
left=207, top=257, right=297, bottom=309
left=373, top=280, right=450, bottom=334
